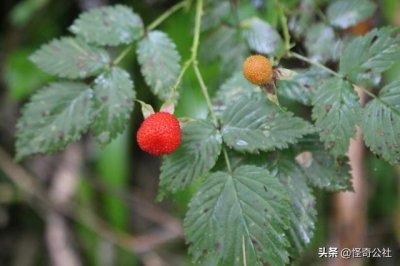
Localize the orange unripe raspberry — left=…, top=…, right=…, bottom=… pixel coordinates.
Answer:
left=242, top=55, right=273, bottom=85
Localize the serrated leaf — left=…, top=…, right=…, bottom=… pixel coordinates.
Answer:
left=327, top=0, right=376, bottom=29
left=242, top=17, right=284, bottom=56
left=276, top=68, right=329, bottom=106
left=16, top=82, right=93, bottom=159
left=200, top=25, right=247, bottom=74
left=269, top=157, right=317, bottom=257
left=201, top=1, right=230, bottom=32
left=159, top=120, right=222, bottom=195
left=312, top=78, right=361, bottom=156
left=90, top=67, right=135, bottom=145
left=184, top=165, right=290, bottom=266
left=362, top=81, right=400, bottom=164
left=69, top=5, right=144, bottom=46
left=305, top=23, right=337, bottom=63
left=339, top=27, right=400, bottom=85
left=213, top=72, right=261, bottom=115
left=30, top=37, right=110, bottom=79
left=221, top=97, right=314, bottom=153
left=295, top=136, right=353, bottom=191
left=137, top=31, right=181, bottom=100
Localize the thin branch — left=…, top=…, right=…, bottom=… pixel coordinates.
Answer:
left=290, top=52, right=342, bottom=78
left=147, top=0, right=189, bottom=31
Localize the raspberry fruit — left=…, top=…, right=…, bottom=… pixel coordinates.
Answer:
left=136, top=112, right=181, bottom=155
left=243, top=55, right=273, bottom=85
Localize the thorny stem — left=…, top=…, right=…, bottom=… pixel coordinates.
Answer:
left=147, top=0, right=189, bottom=31
left=113, top=0, right=189, bottom=65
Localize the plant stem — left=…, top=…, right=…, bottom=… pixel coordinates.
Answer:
left=112, top=44, right=133, bottom=65
left=147, top=0, right=189, bottom=31
left=193, top=62, right=218, bottom=125
left=279, top=7, right=291, bottom=52
left=222, top=147, right=233, bottom=174
left=290, top=52, right=342, bottom=78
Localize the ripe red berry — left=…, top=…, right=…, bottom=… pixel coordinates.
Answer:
left=136, top=112, right=181, bottom=155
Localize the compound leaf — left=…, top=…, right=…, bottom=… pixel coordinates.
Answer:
left=339, top=27, right=400, bottom=85
left=242, top=17, right=284, bottom=56
left=294, top=136, right=353, bottom=191
left=362, top=81, right=400, bottom=164
left=30, top=37, right=110, bottom=79
left=69, top=5, right=144, bottom=46
left=137, top=31, right=181, bottom=100
left=16, top=82, right=93, bottom=160
left=184, top=165, right=290, bottom=266
left=312, top=78, right=361, bottom=156
left=327, top=0, right=376, bottom=29
left=270, top=156, right=317, bottom=257
left=159, top=120, right=222, bottom=195
left=91, top=67, right=135, bottom=145
left=221, top=97, right=314, bottom=153
left=276, top=67, right=329, bottom=106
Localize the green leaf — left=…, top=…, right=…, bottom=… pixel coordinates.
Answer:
left=221, top=97, right=314, bottom=153
left=327, top=0, right=376, bottom=29
left=201, top=1, right=230, bottom=32
left=270, top=156, right=317, bottom=257
left=69, top=5, right=144, bottom=46
left=304, top=23, right=338, bottom=63
left=276, top=67, right=329, bottom=106
left=362, top=81, right=400, bottom=164
left=90, top=67, right=135, bottom=145
left=30, top=37, right=110, bottom=79
left=159, top=120, right=222, bottom=195
left=288, top=0, right=316, bottom=38
left=312, top=78, right=361, bottom=156
left=242, top=17, right=284, bottom=56
left=295, top=136, right=353, bottom=191
left=136, top=31, right=181, bottom=100
left=16, top=82, right=93, bottom=159
left=200, top=25, right=247, bottom=74
left=339, top=27, right=400, bottom=84
left=213, top=72, right=261, bottom=115
left=184, top=165, right=290, bottom=266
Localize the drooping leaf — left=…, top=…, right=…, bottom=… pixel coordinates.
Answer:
left=294, top=135, right=353, bottom=191
left=159, top=120, right=222, bottom=195
left=91, top=67, right=135, bottom=145
left=276, top=67, right=329, bottom=106
left=221, top=97, right=314, bottom=153
left=136, top=30, right=181, bottom=100
left=16, top=82, right=93, bottom=160
left=30, top=37, right=110, bottom=79
left=242, top=17, right=284, bottom=56
left=304, top=23, right=338, bottom=63
left=327, top=0, right=377, bottom=29
left=269, top=156, right=317, bottom=257
left=339, top=27, right=400, bottom=85
left=69, top=5, right=144, bottom=46
left=312, top=78, right=361, bottom=156
left=184, top=165, right=291, bottom=266
left=362, top=81, right=400, bottom=164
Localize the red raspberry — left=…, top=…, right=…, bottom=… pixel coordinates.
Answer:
left=136, top=112, right=181, bottom=155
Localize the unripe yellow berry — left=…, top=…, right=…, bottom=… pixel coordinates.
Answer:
left=242, top=55, right=273, bottom=85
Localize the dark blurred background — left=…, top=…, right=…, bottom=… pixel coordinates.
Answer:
left=0, top=0, right=399, bottom=265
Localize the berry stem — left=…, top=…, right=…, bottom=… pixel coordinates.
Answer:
left=278, top=5, right=291, bottom=53
left=147, top=0, right=190, bottom=31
